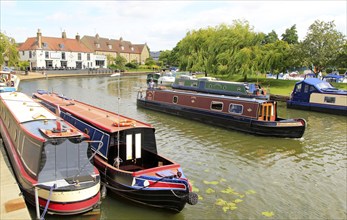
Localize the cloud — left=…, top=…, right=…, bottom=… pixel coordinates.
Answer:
left=1, top=1, right=346, bottom=51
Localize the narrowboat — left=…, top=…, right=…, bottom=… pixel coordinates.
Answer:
left=171, top=76, right=269, bottom=100
left=137, top=88, right=306, bottom=138
left=33, top=91, right=198, bottom=212
left=0, top=71, right=20, bottom=92
left=287, top=78, right=347, bottom=115
left=0, top=92, right=101, bottom=215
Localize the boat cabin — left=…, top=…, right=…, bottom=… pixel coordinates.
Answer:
left=290, top=78, right=347, bottom=105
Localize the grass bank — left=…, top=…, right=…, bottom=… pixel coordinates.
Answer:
left=213, top=74, right=347, bottom=96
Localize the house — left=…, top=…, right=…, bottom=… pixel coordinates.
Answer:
left=80, top=34, right=149, bottom=65
left=18, top=29, right=107, bottom=70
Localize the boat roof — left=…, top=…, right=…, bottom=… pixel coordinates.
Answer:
left=34, top=92, right=152, bottom=133
left=166, top=89, right=269, bottom=103
left=0, top=92, right=57, bottom=123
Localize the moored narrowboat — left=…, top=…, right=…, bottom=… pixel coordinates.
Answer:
left=137, top=88, right=306, bottom=138
left=172, top=76, right=269, bottom=100
left=33, top=90, right=198, bottom=212
left=287, top=78, right=347, bottom=115
left=0, top=92, right=101, bottom=216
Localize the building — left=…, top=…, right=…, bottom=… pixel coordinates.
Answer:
left=81, top=34, right=149, bottom=65
left=150, top=51, right=161, bottom=61
left=18, top=29, right=107, bottom=70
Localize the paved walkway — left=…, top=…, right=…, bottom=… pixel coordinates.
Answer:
left=0, top=142, right=31, bottom=220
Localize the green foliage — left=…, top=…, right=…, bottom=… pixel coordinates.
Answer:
left=281, top=25, right=299, bottom=44
left=0, top=32, right=19, bottom=68
left=263, top=30, right=279, bottom=44
left=125, top=60, right=139, bottom=69
left=17, top=60, right=30, bottom=71
left=300, top=20, right=346, bottom=73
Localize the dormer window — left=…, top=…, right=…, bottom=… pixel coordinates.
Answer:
left=131, top=47, right=134, bottom=51
left=42, top=42, right=48, bottom=48
left=59, top=43, right=64, bottom=49
left=108, top=44, right=112, bottom=49
left=121, top=46, right=124, bottom=50
left=96, top=43, right=100, bottom=48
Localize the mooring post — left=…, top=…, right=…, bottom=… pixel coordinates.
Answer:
left=34, top=187, right=40, bottom=219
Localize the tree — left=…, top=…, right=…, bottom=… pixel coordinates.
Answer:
left=281, top=25, right=299, bottom=44
left=158, top=50, right=171, bottom=67
left=300, top=20, right=346, bottom=73
left=114, top=55, right=127, bottom=70
left=263, top=30, right=279, bottom=44
left=0, top=32, right=19, bottom=69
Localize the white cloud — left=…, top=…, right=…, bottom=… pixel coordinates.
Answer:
left=1, top=1, right=346, bottom=51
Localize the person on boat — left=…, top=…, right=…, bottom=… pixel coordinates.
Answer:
left=148, top=79, right=155, bottom=89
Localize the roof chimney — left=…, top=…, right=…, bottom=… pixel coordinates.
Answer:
left=96, top=33, right=99, bottom=39
left=62, top=30, right=66, bottom=39
left=37, top=29, right=42, bottom=49
left=75, top=33, right=80, bottom=41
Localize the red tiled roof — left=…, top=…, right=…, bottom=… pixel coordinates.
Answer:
left=81, top=35, right=145, bottom=54
left=18, top=36, right=92, bottom=53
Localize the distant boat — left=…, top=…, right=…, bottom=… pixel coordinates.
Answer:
left=0, top=92, right=101, bottom=215
left=0, top=71, right=20, bottom=92
left=137, top=88, right=306, bottom=138
left=172, top=76, right=269, bottom=100
left=287, top=78, right=347, bottom=115
left=110, top=73, right=120, bottom=77
left=33, top=90, right=198, bottom=212
left=157, top=72, right=175, bottom=86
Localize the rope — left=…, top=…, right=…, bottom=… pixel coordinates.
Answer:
left=40, top=183, right=56, bottom=220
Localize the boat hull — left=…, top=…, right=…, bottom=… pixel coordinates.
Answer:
left=287, top=101, right=347, bottom=116
left=137, top=99, right=306, bottom=138
left=94, top=157, right=191, bottom=212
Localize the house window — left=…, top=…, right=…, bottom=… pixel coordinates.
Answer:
left=131, top=47, right=134, bottom=51
left=78, top=53, right=81, bottom=60
left=324, top=96, right=336, bottom=103
left=42, top=42, right=48, bottom=48
left=108, top=44, right=112, bottom=49
left=173, top=96, right=178, bottom=104
left=62, top=52, right=66, bottom=60
left=96, top=43, right=100, bottom=48
left=229, top=104, right=243, bottom=114
left=45, top=52, right=49, bottom=58
left=59, top=44, right=64, bottom=49
left=22, top=51, right=24, bottom=56
left=121, top=46, right=124, bottom=50
left=211, top=101, right=223, bottom=111
left=29, top=51, right=32, bottom=58
left=87, top=53, right=90, bottom=60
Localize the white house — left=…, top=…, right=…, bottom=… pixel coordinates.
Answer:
left=18, top=29, right=107, bottom=70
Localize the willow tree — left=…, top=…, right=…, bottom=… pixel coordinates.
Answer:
left=0, top=32, right=19, bottom=69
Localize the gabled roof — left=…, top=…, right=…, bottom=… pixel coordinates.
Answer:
left=18, top=37, right=92, bottom=53
left=81, top=35, right=145, bottom=54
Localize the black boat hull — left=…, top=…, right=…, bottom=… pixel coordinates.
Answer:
left=137, top=99, right=305, bottom=138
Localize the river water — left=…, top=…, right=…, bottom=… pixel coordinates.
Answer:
left=9, top=75, right=347, bottom=219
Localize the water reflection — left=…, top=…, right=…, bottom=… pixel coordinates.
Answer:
left=17, top=75, right=347, bottom=220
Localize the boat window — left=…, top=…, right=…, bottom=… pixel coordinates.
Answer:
left=191, top=82, right=197, bottom=87
left=229, top=104, right=243, bottom=114
left=295, top=83, right=302, bottom=92
left=324, top=96, right=336, bottom=103
left=310, top=86, right=316, bottom=92
left=173, top=96, right=178, bottom=104
left=135, top=133, right=141, bottom=159
left=223, top=86, right=227, bottom=90
left=304, top=85, right=309, bottom=93
left=126, top=134, right=133, bottom=160
left=211, top=101, right=223, bottom=111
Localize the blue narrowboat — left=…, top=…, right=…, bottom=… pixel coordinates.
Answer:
left=287, top=78, right=347, bottom=115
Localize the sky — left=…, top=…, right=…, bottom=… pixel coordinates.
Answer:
left=0, top=1, right=346, bottom=51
